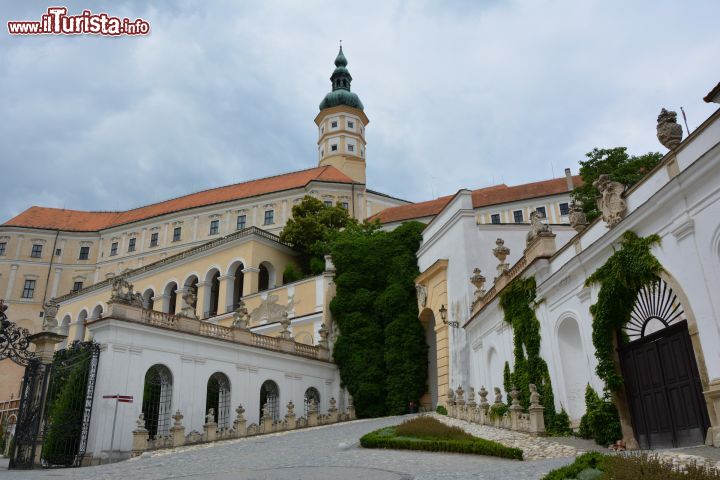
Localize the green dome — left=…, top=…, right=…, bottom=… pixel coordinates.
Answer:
left=319, top=45, right=364, bottom=112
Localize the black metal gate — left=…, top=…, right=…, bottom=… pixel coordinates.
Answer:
left=10, top=342, right=100, bottom=469
left=618, top=279, right=710, bottom=449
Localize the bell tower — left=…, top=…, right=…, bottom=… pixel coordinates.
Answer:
left=315, top=45, right=369, bottom=184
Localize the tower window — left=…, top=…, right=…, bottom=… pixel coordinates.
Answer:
left=209, top=220, right=220, bottom=235
left=150, top=233, right=159, bottom=247
left=331, top=121, right=338, bottom=128
left=331, top=144, right=338, bottom=152
left=513, top=210, right=524, bottom=223
left=72, top=281, right=84, bottom=293
left=0, top=242, right=6, bottom=256
left=264, top=210, right=275, bottom=225
left=128, top=238, right=136, bottom=252
left=324, top=200, right=332, bottom=207
left=110, top=242, right=118, bottom=256
left=347, top=121, right=354, bottom=129
left=559, top=202, right=570, bottom=216
left=236, top=215, right=247, bottom=230
left=79, top=246, right=90, bottom=260
left=491, top=214, right=501, bottom=224
left=173, top=227, right=182, bottom=242
left=31, top=244, right=43, bottom=258
left=536, top=206, right=546, bottom=218
left=22, top=280, right=36, bottom=299
left=341, top=202, right=349, bottom=210
left=348, top=144, right=354, bottom=152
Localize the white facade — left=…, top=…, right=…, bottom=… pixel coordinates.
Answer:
left=85, top=317, right=342, bottom=461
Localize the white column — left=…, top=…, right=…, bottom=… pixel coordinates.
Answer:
left=14, top=235, right=24, bottom=259
left=224, top=210, right=232, bottom=235
left=5, top=264, right=18, bottom=299
left=192, top=216, right=199, bottom=241
left=282, top=200, right=288, bottom=225
left=140, top=228, right=147, bottom=253
left=162, top=222, right=169, bottom=246
left=252, top=206, right=258, bottom=227
left=50, top=267, right=62, bottom=298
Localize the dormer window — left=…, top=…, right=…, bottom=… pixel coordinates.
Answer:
left=347, top=121, right=354, bottom=129
left=348, top=144, right=354, bottom=152
left=331, top=144, right=338, bottom=152
left=331, top=121, right=338, bottom=128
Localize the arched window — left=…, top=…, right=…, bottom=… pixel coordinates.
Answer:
left=259, top=380, right=280, bottom=421
left=91, top=304, right=103, bottom=321
left=75, top=310, right=88, bottom=341
left=164, top=282, right=178, bottom=315
left=142, top=289, right=155, bottom=310
left=59, top=314, right=71, bottom=336
left=258, top=264, right=269, bottom=292
left=557, top=316, right=587, bottom=419
left=304, top=387, right=320, bottom=417
left=142, top=364, right=173, bottom=439
left=206, top=372, right=231, bottom=429
left=183, top=275, right=199, bottom=316
left=227, top=262, right=244, bottom=312
left=206, top=270, right=220, bottom=318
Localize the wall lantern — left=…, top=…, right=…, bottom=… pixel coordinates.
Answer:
left=439, top=304, right=459, bottom=328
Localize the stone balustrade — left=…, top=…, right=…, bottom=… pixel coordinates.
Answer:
left=445, top=384, right=545, bottom=435
left=133, top=397, right=357, bottom=455
left=103, top=302, right=329, bottom=361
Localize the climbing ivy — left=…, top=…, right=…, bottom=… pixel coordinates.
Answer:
left=585, top=231, right=663, bottom=391
left=498, top=277, right=557, bottom=429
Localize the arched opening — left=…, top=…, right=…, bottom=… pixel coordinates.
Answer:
left=91, top=304, right=103, bottom=321
left=227, top=261, right=244, bottom=312
left=258, top=264, right=270, bottom=292
left=259, top=380, right=280, bottom=421
left=164, top=282, right=178, bottom=315
left=486, top=347, right=503, bottom=395
left=304, top=387, right=320, bottom=417
left=141, top=364, right=173, bottom=439
left=59, top=314, right=71, bottom=336
left=183, top=275, right=199, bottom=317
left=419, top=308, right=437, bottom=409
left=75, top=310, right=88, bottom=341
left=204, top=269, right=220, bottom=318
left=206, top=372, right=231, bottom=430
left=557, top=316, right=587, bottom=420
left=142, top=289, right=155, bottom=310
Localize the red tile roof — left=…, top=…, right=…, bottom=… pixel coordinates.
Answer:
left=371, top=176, right=582, bottom=224
left=3, top=166, right=355, bottom=232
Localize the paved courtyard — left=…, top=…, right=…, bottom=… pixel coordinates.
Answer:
left=0, top=415, right=576, bottom=480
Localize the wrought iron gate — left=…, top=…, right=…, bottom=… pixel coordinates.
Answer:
left=10, top=342, right=100, bottom=469
left=618, top=279, right=710, bottom=449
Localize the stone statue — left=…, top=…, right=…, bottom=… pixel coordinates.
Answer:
left=493, top=239, right=510, bottom=276
left=656, top=108, right=683, bottom=150
left=446, top=387, right=455, bottom=405
left=231, top=301, right=250, bottom=330
left=136, top=412, right=146, bottom=430
left=568, top=201, right=589, bottom=232
left=593, top=174, right=627, bottom=228
left=179, top=289, right=198, bottom=320
left=42, top=299, right=59, bottom=331
left=279, top=311, right=292, bottom=339
left=509, top=386, right=521, bottom=410
left=526, top=210, right=551, bottom=244
left=261, top=403, right=270, bottom=419
left=415, top=284, right=427, bottom=308
left=109, top=277, right=143, bottom=307
left=529, top=384, right=541, bottom=407
left=329, top=397, right=337, bottom=412
left=493, top=387, right=503, bottom=405
left=286, top=401, right=295, bottom=416
left=318, top=323, right=329, bottom=348
left=250, top=293, right=288, bottom=324
left=205, top=408, right=216, bottom=424
left=467, top=387, right=476, bottom=406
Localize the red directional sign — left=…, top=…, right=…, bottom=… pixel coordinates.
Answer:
left=103, top=394, right=133, bottom=403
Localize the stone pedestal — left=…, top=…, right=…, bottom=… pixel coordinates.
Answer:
left=328, top=397, right=338, bottom=423
left=285, top=401, right=297, bottom=430
left=233, top=405, right=247, bottom=437
left=528, top=405, right=545, bottom=435
left=203, top=422, right=217, bottom=442
left=704, top=379, right=720, bottom=446
left=261, top=415, right=274, bottom=433
left=308, top=402, right=318, bottom=427
left=131, top=415, right=149, bottom=456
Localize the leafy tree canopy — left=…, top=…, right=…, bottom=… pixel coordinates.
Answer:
left=279, top=195, right=357, bottom=275
left=571, top=147, right=663, bottom=222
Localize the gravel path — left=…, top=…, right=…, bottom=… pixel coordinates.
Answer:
left=0, top=415, right=576, bottom=480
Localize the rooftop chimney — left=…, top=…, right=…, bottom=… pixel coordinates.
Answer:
left=564, top=168, right=574, bottom=191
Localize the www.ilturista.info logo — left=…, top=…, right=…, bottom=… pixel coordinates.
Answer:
left=8, top=7, right=150, bottom=36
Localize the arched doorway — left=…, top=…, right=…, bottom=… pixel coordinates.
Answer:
left=304, top=387, right=320, bottom=417
left=259, top=380, right=280, bottom=421
left=618, top=277, right=710, bottom=448
left=206, top=372, right=231, bottom=429
left=258, top=264, right=270, bottom=292
left=419, top=308, right=438, bottom=409
left=141, top=364, right=173, bottom=439
left=557, top=316, right=587, bottom=420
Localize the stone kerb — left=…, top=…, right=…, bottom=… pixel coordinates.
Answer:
left=445, top=384, right=545, bottom=436
left=130, top=398, right=356, bottom=457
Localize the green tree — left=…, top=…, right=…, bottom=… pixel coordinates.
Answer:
left=330, top=221, right=427, bottom=417
left=571, top=147, right=663, bottom=222
left=279, top=196, right=356, bottom=275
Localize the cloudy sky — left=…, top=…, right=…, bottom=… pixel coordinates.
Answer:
left=1, top=1, right=718, bottom=221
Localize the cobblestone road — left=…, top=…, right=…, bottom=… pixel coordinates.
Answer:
left=0, top=416, right=575, bottom=480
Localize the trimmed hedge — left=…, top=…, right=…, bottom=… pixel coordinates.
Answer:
left=360, top=426, right=523, bottom=460
left=542, top=452, right=606, bottom=480
left=435, top=405, right=448, bottom=415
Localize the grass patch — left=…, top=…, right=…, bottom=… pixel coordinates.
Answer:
left=360, top=416, right=523, bottom=460
left=542, top=452, right=720, bottom=480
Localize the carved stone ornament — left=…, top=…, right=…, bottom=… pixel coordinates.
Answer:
left=235, top=404, right=246, bottom=421
left=493, top=387, right=503, bottom=405
left=250, top=293, right=294, bottom=324
left=470, top=269, right=486, bottom=297
left=205, top=408, right=216, bottom=424
left=179, top=289, right=198, bottom=320
left=656, top=108, right=683, bottom=150
left=286, top=401, right=295, bottom=415
left=478, top=386, right=489, bottom=408
left=415, top=284, right=427, bottom=308
left=568, top=201, right=589, bottom=232
left=529, top=383, right=541, bottom=407
left=279, top=311, right=292, bottom=339
left=172, top=409, right=184, bottom=427
left=509, top=385, right=521, bottom=410
left=42, top=299, right=60, bottom=331
left=109, top=277, right=143, bottom=307
left=526, top=210, right=551, bottom=245
left=231, top=301, right=250, bottom=330
left=593, top=174, right=627, bottom=228
left=493, top=238, right=510, bottom=276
